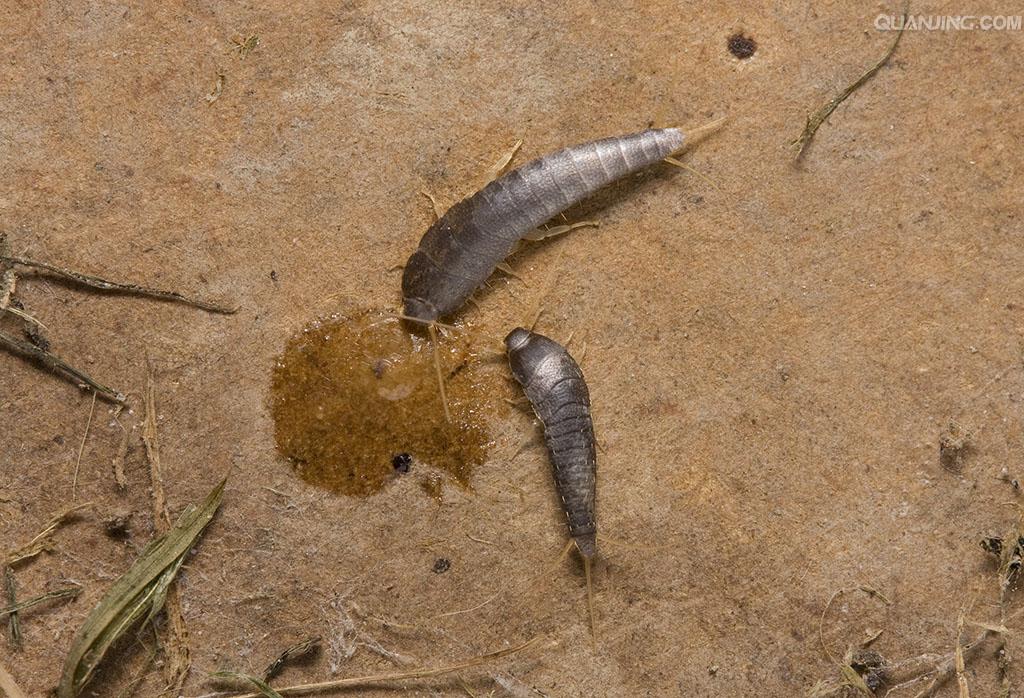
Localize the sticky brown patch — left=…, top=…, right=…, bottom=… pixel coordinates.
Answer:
left=270, top=311, right=496, bottom=496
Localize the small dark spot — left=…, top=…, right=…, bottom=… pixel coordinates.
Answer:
left=104, top=513, right=132, bottom=539
left=373, top=359, right=387, bottom=379
left=270, top=270, right=278, bottom=282
left=728, top=33, right=757, bottom=59
left=25, top=326, right=50, bottom=352
left=982, top=536, right=1004, bottom=556
left=848, top=649, right=888, bottom=691
left=53, top=435, right=65, bottom=446
left=392, top=452, right=411, bottom=473
left=432, top=557, right=451, bottom=574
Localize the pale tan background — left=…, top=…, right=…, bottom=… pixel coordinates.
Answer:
left=1, top=1, right=1023, bottom=696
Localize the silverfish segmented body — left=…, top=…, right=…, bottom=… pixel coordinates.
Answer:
left=505, top=327, right=597, bottom=559
left=402, top=127, right=686, bottom=323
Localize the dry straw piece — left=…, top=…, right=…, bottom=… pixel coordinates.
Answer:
left=57, top=478, right=226, bottom=698
left=203, top=636, right=541, bottom=698
left=792, top=3, right=908, bottom=158
left=5, top=502, right=93, bottom=566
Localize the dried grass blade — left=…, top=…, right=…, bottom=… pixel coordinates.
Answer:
left=214, top=636, right=540, bottom=698
left=0, top=329, right=125, bottom=404
left=0, top=255, right=237, bottom=314
left=0, top=585, right=81, bottom=617
left=6, top=502, right=93, bottom=566
left=211, top=673, right=284, bottom=698
left=792, top=3, right=908, bottom=158
left=0, top=661, right=29, bottom=698
left=263, top=636, right=322, bottom=681
left=57, top=478, right=226, bottom=698
left=3, top=565, right=19, bottom=648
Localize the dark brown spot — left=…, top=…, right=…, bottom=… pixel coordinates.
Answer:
left=25, top=325, right=50, bottom=352
left=982, top=536, right=1004, bottom=556
left=728, top=33, right=757, bottom=59
left=432, top=558, right=451, bottom=574
left=392, top=452, right=411, bottom=473
left=104, top=513, right=132, bottom=539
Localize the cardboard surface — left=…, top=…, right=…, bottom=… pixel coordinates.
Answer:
left=1, top=2, right=1022, bottom=696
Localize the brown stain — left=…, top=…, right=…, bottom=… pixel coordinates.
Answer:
left=270, top=310, right=497, bottom=496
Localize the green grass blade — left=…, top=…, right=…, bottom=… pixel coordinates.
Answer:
left=57, top=478, right=226, bottom=698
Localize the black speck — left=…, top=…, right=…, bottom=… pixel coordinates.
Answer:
left=270, top=270, right=278, bottom=282
left=982, top=536, right=1004, bottom=556
left=25, top=325, right=50, bottom=351
left=432, top=557, right=451, bottom=574
left=728, top=33, right=757, bottom=59
left=392, top=453, right=412, bottom=473
left=104, top=513, right=132, bottom=539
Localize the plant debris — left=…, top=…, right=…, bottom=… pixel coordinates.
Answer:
left=71, top=393, right=98, bottom=498
left=939, top=421, right=972, bottom=471
left=0, top=255, right=236, bottom=314
left=0, top=585, right=82, bottom=618
left=0, top=329, right=125, bottom=403
left=103, top=513, right=132, bottom=540
left=57, top=477, right=226, bottom=698
left=0, top=661, right=28, bottom=698
left=211, top=672, right=283, bottom=698
left=5, top=502, right=93, bottom=566
left=231, top=34, right=260, bottom=58
left=3, top=565, right=19, bottom=648
left=0, top=234, right=17, bottom=315
left=1, top=243, right=236, bottom=403
left=110, top=404, right=130, bottom=491
left=981, top=531, right=1024, bottom=592
left=812, top=585, right=893, bottom=696
left=142, top=359, right=193, bottom=694
left=262, top=636, right=321, bottom=682
left=202, top=636, right=540, bottom=698
left=206, top=71, right=226, bottom=104
left=792, top=3, right=907, bottom=158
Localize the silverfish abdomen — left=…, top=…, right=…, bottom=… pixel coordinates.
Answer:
left=402, top=128, right=685, bottom=322
left=506, top=327, right=597, bottom=557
